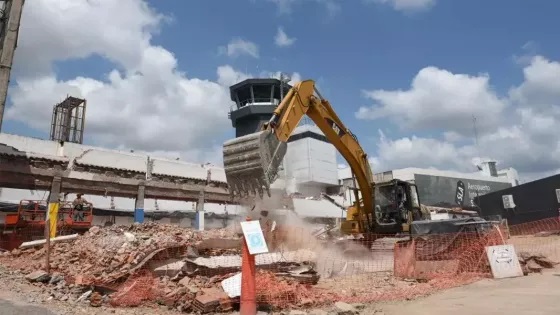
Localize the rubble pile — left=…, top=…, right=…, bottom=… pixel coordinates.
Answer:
left=518, top=252, right=558, bottom=274
left=0, top=223, right=340, bottom=312
left=255, top=271, right=336, bottom=309
left=2, top=223, right=238, bottom=284
left=0, top=223, right=422, bottom=313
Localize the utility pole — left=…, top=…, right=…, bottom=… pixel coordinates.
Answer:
left=0, top=0, right=24, bottom=132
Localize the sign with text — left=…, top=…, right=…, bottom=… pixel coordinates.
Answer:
left=240, top=220, right=269, bottom=255
left=485, top=244, right=523, bottom=279
left=414, top=174, right=512, bottom=208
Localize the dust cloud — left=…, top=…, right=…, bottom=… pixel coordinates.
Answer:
left=231, top=190, right=389, bottom=278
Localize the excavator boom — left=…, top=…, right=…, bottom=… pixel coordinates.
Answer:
left=222, top=80, right=375, bottom=231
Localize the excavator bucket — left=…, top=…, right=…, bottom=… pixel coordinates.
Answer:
left=222, top=130, right=287, bottom=198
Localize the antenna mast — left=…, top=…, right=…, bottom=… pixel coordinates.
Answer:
left=472, top=114, right=480, bottom=150
left=472, top=114, right=483, bottom=170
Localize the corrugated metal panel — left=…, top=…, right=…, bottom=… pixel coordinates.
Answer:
left=0, top=143, right=68, bottom=162
left=151, top=159, right=207, bottom=180
left=208, top=167, right=227, bottom=183
left=75, top=149, right=146, bottom=172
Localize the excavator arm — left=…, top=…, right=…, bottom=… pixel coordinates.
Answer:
left=223, top=80, right=376, bottom=232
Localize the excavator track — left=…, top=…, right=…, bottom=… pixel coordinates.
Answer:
left=222, top=130, right=287, bottom=198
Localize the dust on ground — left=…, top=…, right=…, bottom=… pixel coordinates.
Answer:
left=378, top=269, right=560, bottom=315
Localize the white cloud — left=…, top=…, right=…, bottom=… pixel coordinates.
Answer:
left=262, top=71, right=302, bottom=85
left=13, top=0, right=166, bottom=76
left=370, top=0, right=436, bottom=12
left=5, top=0, right=258, bottom=164
left=370, top=130, right=473, bottom=172
left=263, top=0, right=435, bottom=16
left=274, top=27, right=296, bottom=47
left=217, top=65, right=252, bottom=87
left=356, top=67, right=507, bottom=136
left=267, top=0, right=340, bottom=16
left=218, top=38, right=260, bottom=59
left=360, top=56, right=560, bottom=181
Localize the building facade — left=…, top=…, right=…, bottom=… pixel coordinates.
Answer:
left=283, top=124, right=339, bottom=196
left=475, top=173, right=560, bottom=225
left=338, top=166, right=517, bottom=208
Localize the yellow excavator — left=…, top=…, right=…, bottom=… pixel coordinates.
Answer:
left=222, top=80, right=424, bottom=235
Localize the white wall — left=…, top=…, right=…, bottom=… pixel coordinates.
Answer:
left=283, top=125, right=338, bottom=196
left=497, top=168, right=520, bottom=186
left=340, top=166, right=513, bottom=185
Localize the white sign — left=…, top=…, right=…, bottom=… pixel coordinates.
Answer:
left=555, top=189, right=560, bottom=204
left=240, top=220, right=269, bottom=255
left=485, top=244, right=523, bottom=279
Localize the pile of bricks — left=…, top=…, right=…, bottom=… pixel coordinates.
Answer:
left=3, top=223, right=237, bottom=280
left=0, top=223, right=334, bottom=313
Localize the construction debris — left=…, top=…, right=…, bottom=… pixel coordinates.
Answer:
left=0, top=222, right=335, bottom=312
left=19, top=234, right=79, bottom=249
left=1, top=220, right=513, bottom=313
left=518, top=252, right=558, bottom=274
left=535, top=230, right=560, bottom=237
left=25, top=270, right=50, bottom=283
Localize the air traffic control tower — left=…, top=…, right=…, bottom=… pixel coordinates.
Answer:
left=228, top=78, right=292, bottom=138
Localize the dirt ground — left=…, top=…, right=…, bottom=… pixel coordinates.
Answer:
left=378, top=269, right=560, bottom=315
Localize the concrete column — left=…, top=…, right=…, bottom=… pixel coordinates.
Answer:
left=195, top=190, right=205, bottom=231
left=47, top=176, right=62, bottom=204
left=134, top=184, right=145, bottom=223
left=195, top=169, right=210, bottom=231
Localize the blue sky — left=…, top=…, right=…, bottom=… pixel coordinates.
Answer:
left=4, top=0, right=560, bottom=180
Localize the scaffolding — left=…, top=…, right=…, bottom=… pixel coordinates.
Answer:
left=49, top=96, right=87, bottom=144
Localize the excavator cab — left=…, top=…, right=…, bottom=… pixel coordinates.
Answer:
left=373, top=180, right=422, bottom=234
left=340, top=179, right=422, bottom=235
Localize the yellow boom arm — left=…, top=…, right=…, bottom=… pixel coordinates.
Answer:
left=222, top=80, right=376, bottom=232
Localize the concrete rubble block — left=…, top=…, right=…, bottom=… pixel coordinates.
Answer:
left=25, top=270, right=50, bottom=283
left=148, top=258, right=187, bottom=277
left=88, top=226, right=101, bottom=235
left=352, top=303, right=366, bottom=310
left=196, top=238, right=241, bottom=251
left=308, top=310, right=329, bottom=315
left=77, top=290, right=93, bottom=302
left=178, top=276, right=191, bottom=287
left=289, top=310, right=309, bottom=315
left=89, top=292, right=103, bottom=307
left=192, top=287, right=232, bottom=313
left=334, top=301, right=358, bottom=315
